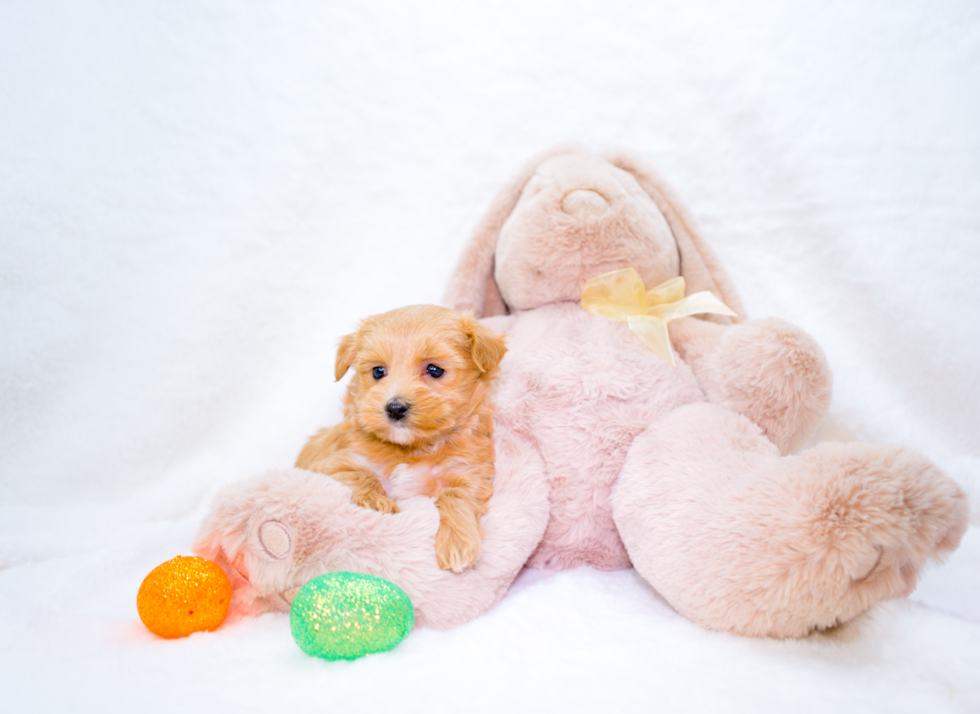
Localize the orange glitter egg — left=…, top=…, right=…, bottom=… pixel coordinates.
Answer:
left=137, top=555, right=231, bottom=639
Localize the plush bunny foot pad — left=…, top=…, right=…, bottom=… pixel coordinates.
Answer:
left=258, top=521, right=291, bottom=560
left=196, top=145, right=969, bottom=637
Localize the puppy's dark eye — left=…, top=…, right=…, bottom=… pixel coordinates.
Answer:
left=372, top=366, right=386, bottom=380
left=426, top=364, right=444, bottom=379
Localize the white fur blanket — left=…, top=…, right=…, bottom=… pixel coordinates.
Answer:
left=2, top=1, right=978, bottom=711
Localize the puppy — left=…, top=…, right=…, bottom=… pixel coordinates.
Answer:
left=296, top=304, right=507, bottom=573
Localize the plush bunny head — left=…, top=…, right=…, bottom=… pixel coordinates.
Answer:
left=444, top=146, right=744, bottom=323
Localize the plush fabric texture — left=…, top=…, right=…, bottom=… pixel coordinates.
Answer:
left=196, top=426, right=550, bottom=629
left=484, top=304, right=705, bottom=570
left=195, top=146, right=968, bottom=638
left=614, top=403, right=969, bottom=637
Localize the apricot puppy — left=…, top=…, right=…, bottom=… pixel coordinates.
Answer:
left=296, top=304, right=507, bottom=573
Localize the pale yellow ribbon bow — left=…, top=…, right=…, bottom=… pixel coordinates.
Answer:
left=580, top=267, right=737, bottom=366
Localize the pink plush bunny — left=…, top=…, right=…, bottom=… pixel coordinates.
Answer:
left=196, top=146, right=968, bottom=637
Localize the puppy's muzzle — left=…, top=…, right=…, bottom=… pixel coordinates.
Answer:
left=385, top=398, right=410, bottom=422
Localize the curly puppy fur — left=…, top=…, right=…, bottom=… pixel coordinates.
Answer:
left=295, top=304, right=507, bottom=573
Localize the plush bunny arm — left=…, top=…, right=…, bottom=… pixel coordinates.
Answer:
left=669, top=316, right=832, bottom=454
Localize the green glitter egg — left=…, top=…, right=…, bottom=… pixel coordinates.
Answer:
left=290, top=572, right=414, bottom=660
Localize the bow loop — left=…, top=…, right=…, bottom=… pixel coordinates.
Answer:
left=579, top=267, right=648, bottom=321
left=580, top=267, right=737, bottom=366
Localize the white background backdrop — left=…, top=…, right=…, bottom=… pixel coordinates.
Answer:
left=2, top=1, right=979, bottom=712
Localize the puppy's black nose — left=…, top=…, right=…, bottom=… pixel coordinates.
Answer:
left=385, top=399, right=410, bottom=421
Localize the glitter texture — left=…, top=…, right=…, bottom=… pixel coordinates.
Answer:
left=290, top=572, right=414, bottom=660
left=137, top=555, right=231, bottom=639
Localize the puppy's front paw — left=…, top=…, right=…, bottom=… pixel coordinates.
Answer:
left=351, top=489, right=401, bottom=514
left=435, top=521, right=482, bottom=573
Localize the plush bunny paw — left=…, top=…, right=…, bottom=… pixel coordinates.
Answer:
left=193, top=468, right=367, bottom=616
left=832, top=448, right=968, bottom=601
left=702, top=318, right=833, bottom=455
left=772, top=444, right=969, bottom=636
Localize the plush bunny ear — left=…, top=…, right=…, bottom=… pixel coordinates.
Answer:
left=604, top=150, right=746, bottom=324
left=443, top=143, right=588, bottom=318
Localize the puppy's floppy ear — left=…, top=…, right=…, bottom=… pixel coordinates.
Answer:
left=334, top=333, right=358, bottom=381
left=464, top=315, right=507, bottom=374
